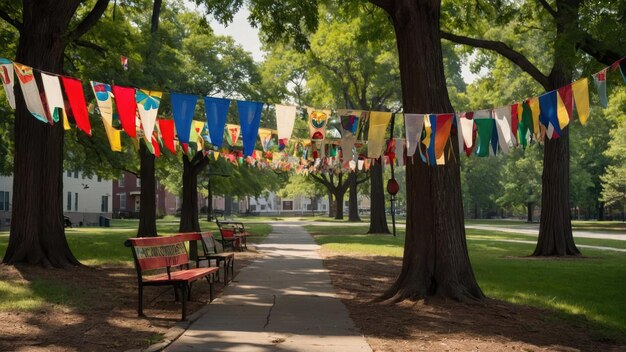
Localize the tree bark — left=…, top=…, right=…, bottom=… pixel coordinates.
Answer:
left=533, top=0, right=581, bottom=256
left=225, top=196, right=232, bottom=216
left=374, top=0, right=484, bottom=302
left=179, top=152, right=209, bottom=260
left=2, top=0, right=108, bottom=267
left=335, top=194, right=345, bottom=220
left=527, top=202, right=533, bottom=223
left=348, top=172, right=361, bottom=222
left=368, top=159, right=390, bottom=233
left=137, top=143, right=157, bottom=237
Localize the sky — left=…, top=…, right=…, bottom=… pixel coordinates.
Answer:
left=207, top=7, right=480, bottom=83
left=208, top=8, right=265, bottom=62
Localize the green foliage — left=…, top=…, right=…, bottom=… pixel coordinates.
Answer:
left=496, top=145, right=542, bottom=214
left=601, top=88, right=626, bottom=209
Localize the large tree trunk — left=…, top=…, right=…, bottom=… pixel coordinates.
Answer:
left=179, top=152, right=208, bottom=259
left=334, top=192, right=345, bottom=220
left=368, top=159, right=390, bottom=233
left=377, top=0, right=483, bottom=302
left=2, top=1, right=90, bottom=267
left=348, top=172, right=361, bottom=222
left=224, top=196, right=232, bottom=216
left=527, top=202, right=533, bottom=223
left=533, top=0, right=581, bottom=256
left=137, top=143, right=157, bottom=237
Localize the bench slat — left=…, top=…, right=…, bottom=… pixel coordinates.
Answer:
left=144, top=267, right=218, bottom=282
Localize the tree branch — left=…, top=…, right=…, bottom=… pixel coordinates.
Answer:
left=367, top=0, right=393, bottom=13
left=0, top=7, right=22, bottom=31
left=578, top=33, right=624, bottom=66
left=536, top=0, right=557, bottom=18
left=356, top=173, right=369, bottom=185
left=440, top=31, right=551, bottom=90
left=73, top=39, right=107, bottom=55
left=66, top=0, right=110, bottom=41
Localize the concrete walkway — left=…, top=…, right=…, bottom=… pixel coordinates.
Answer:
left=466, top=224, right=626, bottom=241
left=165, top=223, right=371, bottom=352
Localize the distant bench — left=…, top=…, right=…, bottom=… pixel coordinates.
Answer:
left=216, top=219, right=254, bottom=251
left=126, top=234, right=219, bottom=321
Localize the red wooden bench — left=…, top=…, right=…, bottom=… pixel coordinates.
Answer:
left=216, top=220, right=254, bottom=251
left=126, top=234, right=219, bottom=321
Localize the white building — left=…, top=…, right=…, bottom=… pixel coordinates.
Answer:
left=0, top=171, right=112, bottom=230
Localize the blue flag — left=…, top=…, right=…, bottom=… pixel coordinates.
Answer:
left=237, top=100, right=264, bottom=156
left=171, top=93, right=198, bottom=147
left=538, top=90, right=561, bottom=137
left=204, top=96, right=230, bottom=148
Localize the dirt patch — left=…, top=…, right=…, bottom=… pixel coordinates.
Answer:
left=0, top=250, right=262, bottom=352
left=319, top=251, right=625, bottom=352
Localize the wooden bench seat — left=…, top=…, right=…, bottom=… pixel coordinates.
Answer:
left=196, top=231, right=235, bottom=285
left=126, top=234, right=219, bottom=321
left=216, top=220, right=254, bottom=251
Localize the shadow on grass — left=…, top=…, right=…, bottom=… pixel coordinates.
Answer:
left=323, top=255, right=626, bottom=351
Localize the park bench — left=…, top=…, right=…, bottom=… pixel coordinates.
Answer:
left=126, top=234, right=219, bottom=321
left=216, top=219, right=254, bottom=251
left=196, top=231, right=235, bottom=285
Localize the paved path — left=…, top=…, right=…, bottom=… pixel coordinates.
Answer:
left=466, top=224, right=626, bottom=241
left=165, top=223, right=371, bottom=352
left=469, top=238, right=626, bottom=252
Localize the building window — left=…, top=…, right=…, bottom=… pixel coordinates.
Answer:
left=136, top=178, right=141, bottom=187
left=66, top=171, right=71, bottom=177
left=282, top=201, right=293, bottom=210
left=120, top=194, right=126, bottom=210
left=119, top=174, right=125, bottom=187
left=101, top=196, right=108, bottom=212
left=0, top=191, right=8, bottom=211
left=67, top=192, right=71, bottom=211
left=97, top=176, right=102, bottom=182
left=74, top=193, right=78, bottom=211
left=73, top=171, right=78, bottom=179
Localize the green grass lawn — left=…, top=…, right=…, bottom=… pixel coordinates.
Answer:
left=0, top=219, right=272, bottom=312
left=306, top=224, right=626, bottom=340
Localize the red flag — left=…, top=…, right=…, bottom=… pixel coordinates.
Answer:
left=511, top=104, right=519, bottom=145
left=120, top=56, right=128, bottom=71
left=158, top=119, right=176, bottom=154
left=112, top=85, right=137, bottom=137
left=151, top=136, right=161, bottom=157
left=60, top=76, right=91, bottom=136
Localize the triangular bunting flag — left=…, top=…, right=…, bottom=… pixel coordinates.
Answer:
left=13, top=63, right=47, bottom=123
left=275, top=104, right=297, bottom=150
left=136, top=89, right=162, bottom=144
left=41, top=72, right=65, bottom=123
left=0, top=58, right=15, bottom=108
left=204, top=96, right=230, bottom=148
left=367, top=111, right=392, bottom=159
left=237, top=100, right=264, bottom=156
left=593, top=68, right=608, bottom=108
left=112, top=85, right=138, bottom=137
left=61, top=76, right=91, bottom=136
left=171, top=92, right=198, bottom=148
left=572, top=78, right=590, bottom=125
left=404, top=113, right=425, bottom=157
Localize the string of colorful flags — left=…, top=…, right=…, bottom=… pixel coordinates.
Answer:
left=0, top=56, right=624, bottom=174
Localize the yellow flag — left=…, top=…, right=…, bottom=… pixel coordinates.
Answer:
left=367, top=111, right=392, bottom=159
left=556, top=92, right=570, bottom=130
left=62, top=110, right=71, bottom=131
left=528, top=97, right=541, bottom=137
left=572, top=78, right=590, bottom=125
left=103, top=122, right=122, bottom=152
